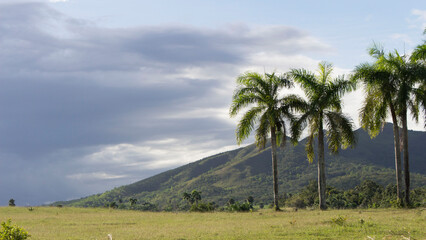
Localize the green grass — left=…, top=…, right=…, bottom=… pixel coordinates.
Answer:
left=1, top=207, right=425, bottom=239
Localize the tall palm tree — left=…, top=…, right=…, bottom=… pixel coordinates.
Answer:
left=229, top=72, right=295, bottom=211
left=377, top=50, right=426, bottom=205
left=289, top=62, right=356, bottom=210
left=352, top=45, right=404, bottom=202
left=411, top=31, right=426, bottom=129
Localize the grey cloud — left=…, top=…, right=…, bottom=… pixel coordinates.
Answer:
left=0, top=2, right=330, bottom=205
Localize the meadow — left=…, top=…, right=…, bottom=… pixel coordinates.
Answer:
left=1, top=207, right=425, bottom=239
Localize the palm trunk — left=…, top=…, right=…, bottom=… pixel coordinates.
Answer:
left=318, top=122, right=327, bottom=210
left=401, top=110, right=410, bottom=206
left=270, top=126, right=280, bottom=211
left=390, top=103, right=403, bottom=202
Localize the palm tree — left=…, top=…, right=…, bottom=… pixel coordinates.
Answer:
left=289, top=62, right=356, bottom=210
left=377, top=50, right=426, bottom=205
left=352, top=45, right=404, bottom=202
left=411, top=31, right=426, bottom=129
left=411, top=29, right=426, bottom=62
left=229, top=72, right=295, bottom=211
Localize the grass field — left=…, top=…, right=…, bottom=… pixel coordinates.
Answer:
left=0, top=207, right=425, bottom=240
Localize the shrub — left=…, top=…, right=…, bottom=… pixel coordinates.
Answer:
left=227, top=201, right=253, bottom=212
left=108, top=202, right=118, bottom=209
left=190, top=202, right=215, bottom=212
left=8, top=199, right=15, bottom=207
left=0, top=219, right=30, bottom=240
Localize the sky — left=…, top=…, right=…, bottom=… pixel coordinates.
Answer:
left=0, top=0, right=425, bottom=206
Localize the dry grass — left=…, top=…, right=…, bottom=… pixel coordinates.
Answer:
left=1, top=207, right=425, bottom=239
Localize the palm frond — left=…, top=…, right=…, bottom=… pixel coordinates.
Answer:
left=305, top=133, right=315, bottom=163
left=324, top=111, right=356, bottom=153
left=288, top=68, right=319, bottom=99
left=290, top=112, right=310, bottom=144
left=368, top=42, right=385, bottom=59
left=229, top=93, right=262, bottom=117
left=318, top=61, right=334, bottom=83
left=236, top=106, right=264, bottom=144
left=410, top=44, right=426, bottom=62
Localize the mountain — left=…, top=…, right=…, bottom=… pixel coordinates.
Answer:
left=57, top=124, right=426, bottom=208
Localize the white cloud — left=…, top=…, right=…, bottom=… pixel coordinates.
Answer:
left=410, top=9, right=426, bottom=29
left=391, top=33, right=413, bottom=44
left=67, top=172, right=127, bottom=181
left=412, top=9, right=426, bottom=20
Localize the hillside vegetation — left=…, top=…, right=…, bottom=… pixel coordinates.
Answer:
left=56, top=124, right=426, bottom=209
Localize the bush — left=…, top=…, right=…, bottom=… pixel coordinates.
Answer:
left=8, top=199, right=15, bottom=207
left=227, top=201, right=253, bottom=212
left=132, top=202, right=158, bottom=211
left=190, top=202, right=215, bottom=212
left=287, top=197, right=306, bottom=209
left=0, top=219, right=30, bottom=240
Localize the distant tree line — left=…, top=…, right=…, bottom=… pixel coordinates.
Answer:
left=95, top=180, right=424, bottom=212
left=281, top=180, right=425, bottom=209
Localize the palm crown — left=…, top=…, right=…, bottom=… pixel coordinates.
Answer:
left=229, top=72, right=294, bottom=148
left=290, top=62, right=356, bottom=162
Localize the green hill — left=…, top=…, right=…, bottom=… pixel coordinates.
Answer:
left=57, top=124, right=426, bottom=208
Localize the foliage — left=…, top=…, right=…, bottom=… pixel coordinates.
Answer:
left=189, top=202, right=216, bottom=212
left=182, top=190, right=216, bottom=212
left=283, top=180, right=426, bottom=209
left=108, top=202, right=118, bottom=209
left=8, top=199, right=15, bottom=207
left=129, top=198, right=137, bottom=206
left=247, top=196, right=254, bottom=204
left=225, top=196, right=255, bottom=212
left=0, top=219, right=30, bottom=240
left=226, top=201, right=253, bottom=212
left=132, top=202, right=158, bottom=211
left=183, top=190, right=202, bottom=205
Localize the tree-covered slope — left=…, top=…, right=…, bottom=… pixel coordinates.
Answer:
left=57, top=124, right=426, bottom=208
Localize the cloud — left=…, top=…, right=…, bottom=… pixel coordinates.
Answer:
left=410, top=9, right=426, bottom=29
left=0, top=2, right=335, bottom=205
left=390, top=33, right=413, bottom=44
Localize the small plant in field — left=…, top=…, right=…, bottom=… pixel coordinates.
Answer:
left=28, top=207, right=34, bottom=212
left=8, top=199, right=15, bottom=207
left=330, top=216, right=347, bottom=226
left=0, top=219, right=30, bottom=240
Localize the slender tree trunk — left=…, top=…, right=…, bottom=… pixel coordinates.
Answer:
left=317, top=122, right=327, bottom=210
left=401, top=110, right=410, bottom=206
left=270, top=126, right=280, bottom=211
left=390, top=103, right=403, bottom=202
